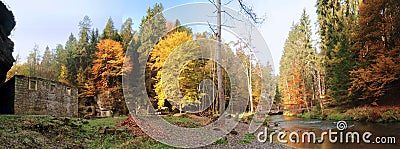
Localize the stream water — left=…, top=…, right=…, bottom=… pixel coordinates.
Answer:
left=262, top=115, right=400, bottom=149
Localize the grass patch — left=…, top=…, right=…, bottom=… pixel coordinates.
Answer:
left=299, top=106, right=400, bottom=123
left=237, top=139, right=251, bottom=144
left=344, top=106, right=400, bottom=122
left=162, top=114, right=203, bottom=128
left=299, top=110, right=321, bottom=119
left=215, top=137, right=228, bottom=145
left=0, top=115, right=173, bottom=148
left=244, top=133, right=256, bottom=140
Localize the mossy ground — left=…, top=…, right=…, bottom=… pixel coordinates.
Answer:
left=299, top=106, right=400, bottom=122
left=0, top=115, right=173, bottom=148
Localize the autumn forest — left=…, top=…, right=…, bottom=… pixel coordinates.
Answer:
left=6, top=0, right=400, bottom=122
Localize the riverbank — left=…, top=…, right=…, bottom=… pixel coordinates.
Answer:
left=300, top=106, right=400, bottom=122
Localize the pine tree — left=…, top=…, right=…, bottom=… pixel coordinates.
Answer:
left=41, top=46, right=54, bottom=80
left=316, top=0, right=358, bottom=104
left=27, top=44, right=40, bottom=77
left=120, top=18, right=134, bottom=50
left=65, top=33, right=78, bottom=84
left=279, top=10, right=319, bottom=114
left=101, top=17, right=121, bottom=41
left=138, top=3, right=167, bottom=104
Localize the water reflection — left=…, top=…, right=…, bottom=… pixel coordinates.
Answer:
left=262, top=115, right=400, bottom=149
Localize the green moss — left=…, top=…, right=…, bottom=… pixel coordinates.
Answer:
left=162, top=115, right=203, bottom=128
left=300, top=110, right=321, bottom=119
left=0, top=115, right=172, bottom=148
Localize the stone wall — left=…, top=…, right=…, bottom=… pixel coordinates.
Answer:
left=12, top=75, right=78, bottom=117
left=0, top=1, right=16, bottom=84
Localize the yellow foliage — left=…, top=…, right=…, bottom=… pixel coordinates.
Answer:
left=150, top=31, right=192, bottom=109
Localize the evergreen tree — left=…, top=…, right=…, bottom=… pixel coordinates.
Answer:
left=101, top=17, right=121, bottom=41
left=138, top=3, right=167, bottom=102
left=27, top=44, right=40, bottom=77
left=65, top=33, right=78, bottom=84
left=316, top=0, right=358, bottom=104
left=279, top=10, right=318, bottom=114
left=120, top=17, right=134, bottom=50
left=41, top=46, right=54, bottom=80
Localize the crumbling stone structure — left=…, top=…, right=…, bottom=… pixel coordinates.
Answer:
left=0, top=75, right=78, bottom=117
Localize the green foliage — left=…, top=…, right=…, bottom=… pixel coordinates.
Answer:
left=101, top=17, right=121, bottom=41
left=138, top=3, right=167, bottom=100
left=0, top=116, right=183, bottom=148
left=120, top=17, right=135, bottom=50
left=318, top=106, right=400, bottom=122
left=316, top=0, right=358, bottom=103
left=237, top=139, right=251, bottom=144
left=244, top=133, right=256, bottom=140
left=215, top=137, right=228, bottom=145
left=162, top=114, right=206, bottom=128
left=279, top=9, right=318, bottom=112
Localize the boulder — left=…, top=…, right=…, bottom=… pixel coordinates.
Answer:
left=0, top=1, right=16, bottom=84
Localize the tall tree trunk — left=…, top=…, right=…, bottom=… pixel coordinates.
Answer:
left=311, top=62, right=323, bottom=115
left=248, top=54, right=254, bottom=113
left=216, top=0, right=225, bottom=115
left=302, top=78, right=310, bottom=112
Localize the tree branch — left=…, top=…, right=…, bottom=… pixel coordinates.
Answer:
left=224, top=0, right=234, bottom=5
left=207, top=21, right=217, bottom=35
left=221, top=10, right=244, bottom=22
left=208, top=0, right=217, bottom=9
left=237, top=0, right=265, bottom=24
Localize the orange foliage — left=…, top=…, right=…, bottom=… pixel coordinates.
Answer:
left=350, top=0, right=400, bottom=100
left=92, top=39, right=126, bottom=107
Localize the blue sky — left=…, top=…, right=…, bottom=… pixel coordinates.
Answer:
left=3, top=0, right=317, bottom=74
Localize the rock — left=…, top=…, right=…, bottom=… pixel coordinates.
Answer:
left=105, top=128, right=116, bottom=134
left=230, top=129, right=238, bottom=135
left=98, top=127, right=106, bottom=134
left=22, top=120, right=32, bottom=126
left=274, top=122, right=279, bottom=127
left=213, top=127, right=222, bottom=131
left=0, top=1, right=16, bottom=84
left=81, top=119, right=89, bottom=124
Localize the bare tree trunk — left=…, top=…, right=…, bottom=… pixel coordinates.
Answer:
left=216, top=0, right=225, bottom=115
left=248, top=53, right=254, bottom=113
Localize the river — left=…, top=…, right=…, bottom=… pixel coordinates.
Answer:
left=261, top=115, right=400, bottom=149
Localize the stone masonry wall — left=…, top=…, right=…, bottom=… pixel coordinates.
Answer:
left=13, top=75, right=78, bottom=117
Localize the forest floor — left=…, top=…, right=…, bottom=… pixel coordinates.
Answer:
left=0, top=114, right=293, bottom=148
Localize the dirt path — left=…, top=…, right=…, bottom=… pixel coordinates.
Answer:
left=201, top=122, right=295, bottom=149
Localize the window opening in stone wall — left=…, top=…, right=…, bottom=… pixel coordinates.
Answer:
left=50, top=84, right=56, bottom=94
left=29, top=79, right=37, bottom=90
left=66, top=87, right=71, bottom=96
